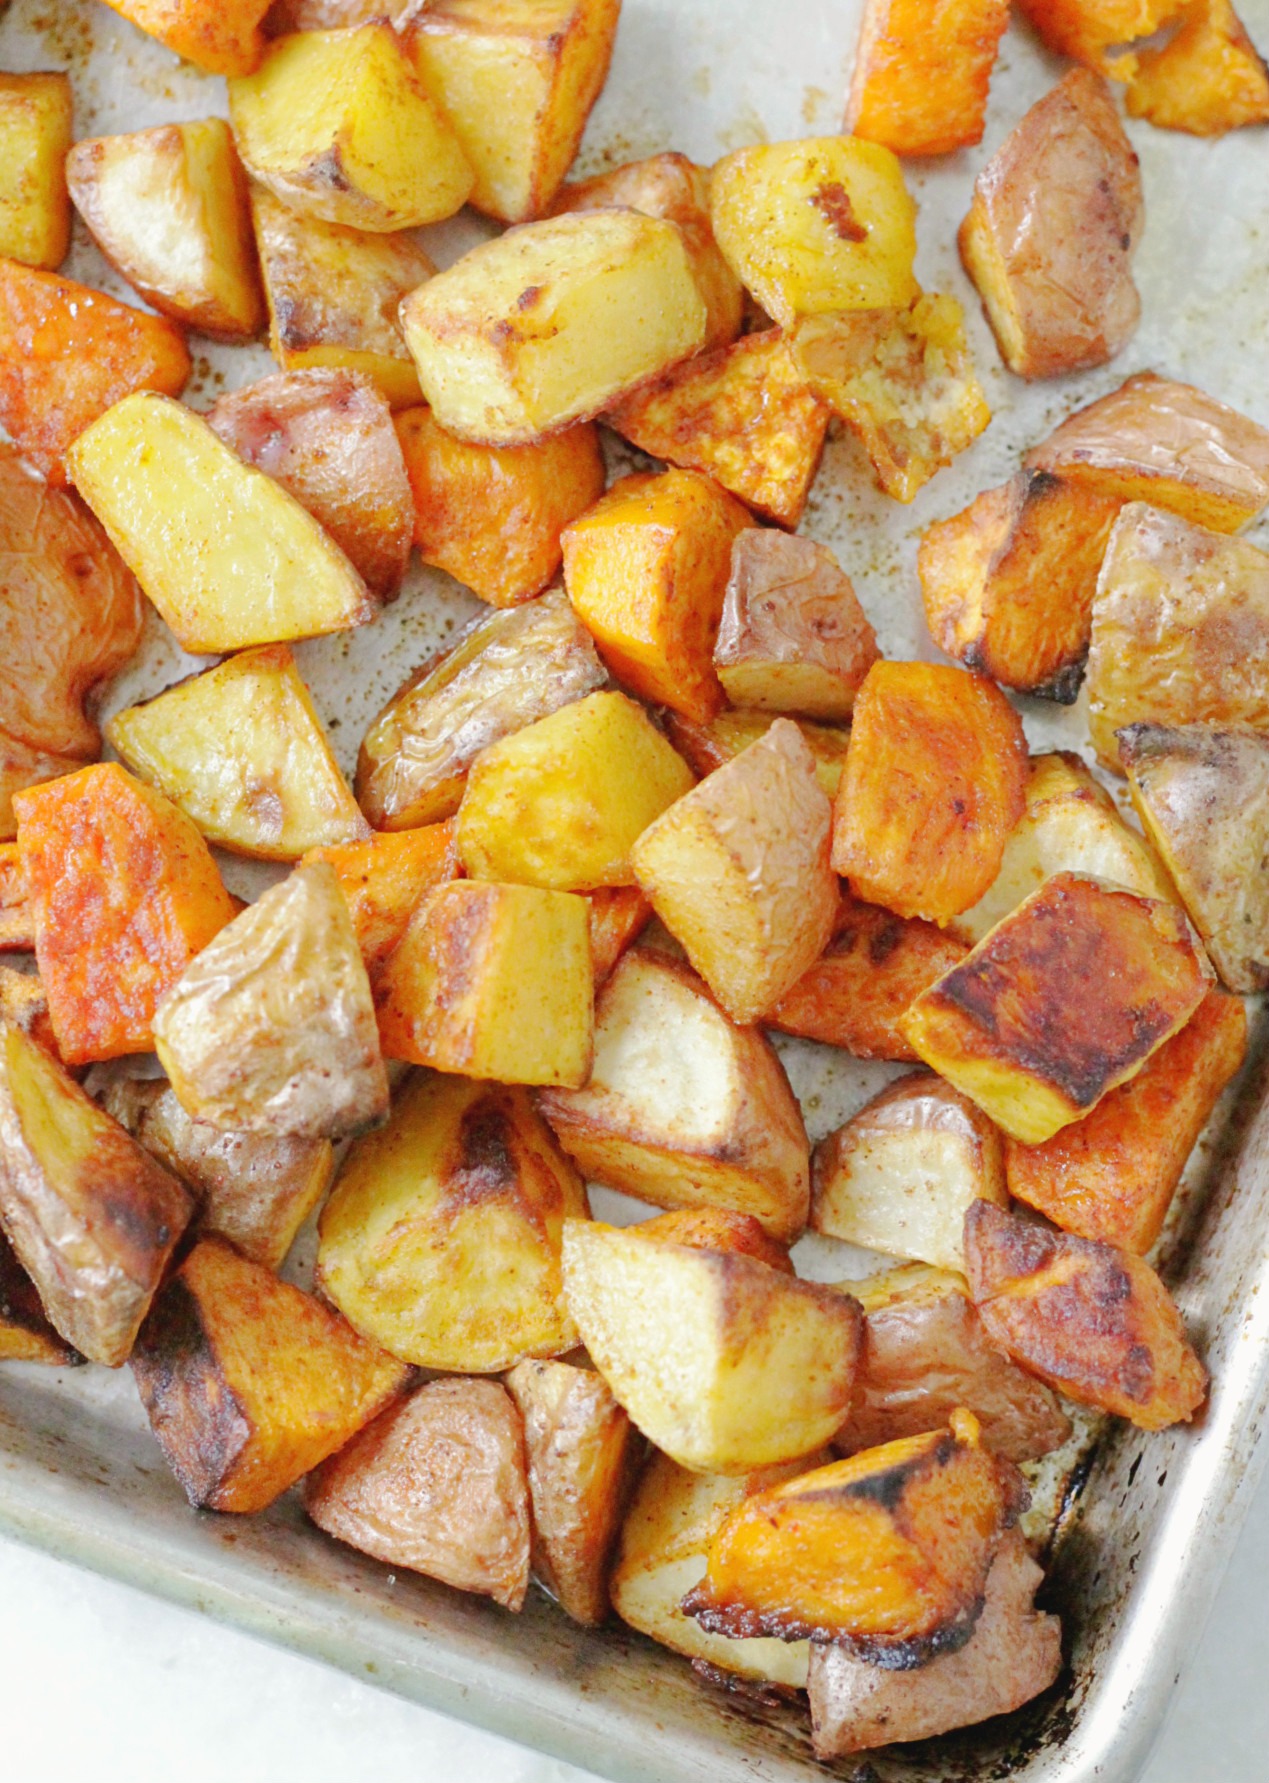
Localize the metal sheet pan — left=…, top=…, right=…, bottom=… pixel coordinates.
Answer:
left=1, top=0, right=1268, bottom=1778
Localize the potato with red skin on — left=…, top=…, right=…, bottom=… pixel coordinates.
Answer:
left=831, top=661, right=1028, bottom=925
left=301, top=821, right=458, bottom=980
left=101, top=0, right=273, bottom=76
left=663, top=709, right=851, bottom=801
left=845, top=0, right=1010, bottom=156
left=0, top=1229, right=81, bottom=1365
left=965, top=1201, right=1208, bottom=1429
left=1126, top=0, right=1269, bottom=134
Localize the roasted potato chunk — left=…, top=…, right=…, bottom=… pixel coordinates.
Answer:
left=561, top=1218, right=860, bottom=1472
left=904, top=873, right=1213, bottom=1145
left=0, top=1228, right=81, bottom=1365
left=154, top=861, right=389, bottom=1140
left=664, top=709, right=851, bottom=801
left=133, top=1236, right=409, bottom=1512
left=919, top=472, right=1123, bottom=701
left=831, top=661, right=1027, bottom=924
left=457, top=691, right=695, bottom=892
left=208, top=370, right=413, bottom=599
left=586, top=885, right=651, bottom=987
left=406, top=0, right=620, bottom=224
left=375, top=880, right=593, bottom=1088
left=0, top=853, right=32, bottom=951
left=812, top=1074, right=1008, bottom=1274
left=845, top=0, right=1009, bottom=155
left=965, top=1201, right=1208, bottom=1428
left=561, top=469, right=754, bottom=723
left=540, top=948, right=810, bottom=1239
left=959, top=70, right=1143, bottom=380
left=506, top=1356, right=635, bottom=1625
left=0, top=1021, right=193, bottom=1366
left=396, top=407, right=603, bottom=607
left=67, top=119, right=263, bottom=342
left=318, top=1072, right=586, bottom=1370
left=306, top=1377, right=530, bottom=1610
left=229, top=25, right=473, bottom=230
left=0, top=72, right=72, bottom=269
left=302, top=821, right=458, bottom=979
left=631, top=720, right=837, bottom=1024
left=1087, top=506, right=1269, bottom=772
left=100, top=0, right=272, bottom=76
left=400, top=211, right=708, bottom=445
left=808, top=1528, right=1061, bottom=1758
left=834, top=1264, right=1071, bottom=1463
left=713, top=531, right=878, bottom=719
left=1125, top=0, right=1269, bottom=133
left=605, top=327, right=830, bottom=529
left=1006, top=988, right=1246, bottom=1253
left=357, top=592, right=605, bottom=832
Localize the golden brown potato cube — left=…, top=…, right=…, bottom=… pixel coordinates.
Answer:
left=0, top=72, right=72, bottom=269
left=396, top=406, right=604, bottom=607
left=317, top=1071, right=587, bottom=1370
left=154, top=862, right=389, bottom=1141
left=357, top=591, right=606, bottom=832
left=302, top=822, right=458, bottom=980
left=506, top=1357, right=635, bottom=1625
left=791, top=295, right=991, bottom=503
left=683, top=1413, right=1025, bottom=1660
left=400, top=211, right=708, bottom=445
left=375, top=880, right=593, bottom=1087
left=606, top=326, right=830, bottom=529
left=208, top=369, right=413, bottom=599
left=1126, top=0, right=1269, bottom=133
left=561, top=469, right=755, bottom=723
left=1006, top=987, right=1246, bottom=1253
left=833, top=1264, right=1071, bottom=1463
left=812, top=1073, right=1008, bottom=1274
left=305, top=1377, right=530, bottom=1609
left=904, top=873, right=1213, bottom=1145
left=252, top=187, right=435, bottom=408
left=100, top=0, right=273, bottom=76
left=229, top=26, right=473, bottom=230
left=67, top=119, right=263, bottom=342
left=635, top=1206, right=796, bottom=1275
left=561, top=1218, right=860, bottom=1473
left=663, top=709, right=852, bottom=801
left=132, top=1236, right=409, bottom=1513
left=0, top=1021, right=193, bottom=1366
left=586, top=885, right=651, bottom=987
left=552, top=152, right=743, bottom=348
left=0, top=847, right=33, bottom=952
left=713, top=530, right=878, bottom=719
left=965, top=1200, right=1207, bottom=1428
left=808, top=1527, right=1061, bottom=1758
left=457, top=691, right=695, bottom=892
left=539, top=947, right=810, bottom=1240
left=959, top=70, right=1143, bottom=380
left=845, top=0, right=1009, bottom=156
left=1014, top=0, right=1186, bottom=77
left=406, top=0, right=620, bottom=224
left=919, top=472, right=1123, bottom=701
left=0, top=1228, right=81, bottom=1365
left=1088, top=506, right=1269, bottom=772
left=831, top=660, right=1028, bottom=924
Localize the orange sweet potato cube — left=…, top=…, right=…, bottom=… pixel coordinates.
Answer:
left=846, top=0, right=1010, bottom=156
left=302, top=820, right=458, bottom=979
left=1125, top=0, right=1269, bottom=133
left=1015, top=0, right=1187, bottom=76
left=395, top=406, right=605, bottom=607
left=0, top=261, right=190, bottom=485
left=561, top=469, right=754, bottom=723
left=101, top=0, right=273, bottom=76
left=15, top=764, right=236, bottom=1065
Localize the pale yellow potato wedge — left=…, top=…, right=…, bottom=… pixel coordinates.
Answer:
left=0, top=72, right=73, bottom=269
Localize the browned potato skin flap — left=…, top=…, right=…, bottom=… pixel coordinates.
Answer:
left=636, top=1207, right=794, bottom=1276
left=0, top=1228, right=83, bottom=1364
left=965, top=1201, right=1208, bottom=1429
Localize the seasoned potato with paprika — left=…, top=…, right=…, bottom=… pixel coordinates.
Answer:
left=302, top=821, right=457, bottom=979
left=0, top=72, right=72, bottom=269
left=1125, top=0, right=1269, bottom=134
left=664, top=709, right=851, bottom=801
left=99, top=0, right=272, bottom=76
left=845, top=0, right=1010, bottom=155
left=0, top=1229, right=81, bottom=1365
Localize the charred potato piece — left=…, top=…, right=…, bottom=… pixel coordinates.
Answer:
left=357, top=591, right=605, bottom=831
left=1014, top=0, right=1186, bottom=77
left=845, top=0, right=1010, bottom=155
left=0, top=1021, right=193, bottom=1366
left=831, top=660, right=1028, bottom=924
left=664, top=709, right=851, bottom=801
left=99, top=0, right=273, bottom=76
left=400, top=211, right=708, bottom=445
left=1125, top=0, right=1269, bottom=134
left=561, top=1218, right=860, bottom=1472
left=0, top=855, right=33, bottom=950
left=958, top=70, right=1143, bottom=380
left=305, top=1377, right=530, bottom=1609
left=154, top=861, right=389, bottom=1140
left=133, top=1236, right=409, bottom=1512
left=586, top=886, right=651, bottom=987
left=0, top=71, right=73, bottom=269
left=540, top=948, right=810, bottom=1240
left=965, top=1200, right=1208, bottom=1428
left=0, top=1228, right=81, bottom=1365
left=302, top=821, right=458, bottom=980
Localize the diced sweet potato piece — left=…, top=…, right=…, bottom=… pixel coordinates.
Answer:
left=1126, top=0, right=1269, bottom=133
left=1014, top=0, right=1187, bottom=77
left=903, top=873, right=1213, bottom=1145
left=0, top=1228, right=81, bottom=1365
left=664, top=709, right=851, bottom=800
left=101, top=0, right=273, bottom=76
left=606, top=327, right=830, bottom=528
left=0, top=72, right=73, bottom=270
left=208, top=370, right=413, bottom=599
left=305, top=1377, right=530, bottom=1608
left=15, top=764, right=235, bottom=1066
left=132, top=1236, right=409, bottom=1512
left=831, top=660, right=1027, bottom=924
left=0, top=855, right=33, bottom=950
left=636, top=1208, right=795, bottom=1276
left=396, top=406, right=604, bottom=607
left=959, top=70, right=1143, bottom=381
left=845, top=0, right=1010, bottom=155
left=919, top=472, right=1123, bottom=701
left=586, top=886, right=651, bottom=986
left=301, top=821, right=458, bottom=979
left=965, top=1200, right=1207, bottom=1428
